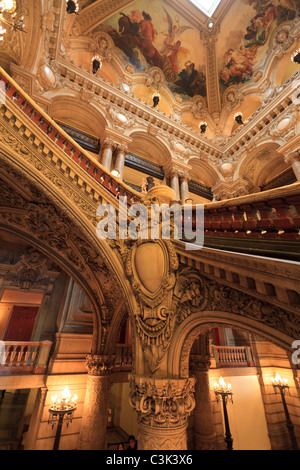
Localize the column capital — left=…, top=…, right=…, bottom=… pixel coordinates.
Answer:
left=179, top=174, right=191, bottom=183
left=284, top=150, right=300, bottom=164
left=190, top=354, right=211, bottom=372
left=85, top=354, right=115, bottom=376
left=114, top=144, right=129, bottom=154
left=101, top=139, right=114, bottom=150
left=164, top=160, right=192, bottom=180
left=103, top=127, right=132, bottom=149
left=129, top=375, right=195, bottom=428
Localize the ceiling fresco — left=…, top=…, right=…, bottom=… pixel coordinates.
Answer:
left=217, top=0, right=299, bottom=95
left=96, top=0, right=207, bottom=99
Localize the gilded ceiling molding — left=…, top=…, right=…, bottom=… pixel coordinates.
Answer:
left=201, top=23, right=221, bottom=116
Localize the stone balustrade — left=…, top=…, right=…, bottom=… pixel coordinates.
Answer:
left=0, top=69, right=141, bottom=207
left=211, top=345, right=254, bottom=367
left=114, top=345, right=132, bottom=370
left=0, top=341, right=52, bottom=374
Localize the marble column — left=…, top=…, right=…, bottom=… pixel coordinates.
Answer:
left=285, top=151, right=300, bottom=182
left=169, top=171, right=180, bottom=201
left=180, top=175, right=190, bottom=204
left=100, top=142, right=114, bottom=171
left=190, top=334, right=216, bottom=450
left=114, top=147, right=126, bottom=180
left=78, top=355, right=114, bottom=450
left=129, top=375, right=195, bottom=450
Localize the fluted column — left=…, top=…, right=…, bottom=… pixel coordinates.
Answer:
left=169, top=171, right=180, bottom=201
left=129, top=375, right=195, bottom=450
left=114, top=147, right=127, bottom=180
left=285, top=151, right=300, bottom=181
left=180, top=175, right=190, bottom=204
left=100, top=141, right=114, bottom=171
left=78, top=355, right=115, bottom=450
left=190, top=334, right=216, bottom=450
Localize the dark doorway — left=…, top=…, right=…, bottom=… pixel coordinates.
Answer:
left=3, top=306, right=39, bottom=341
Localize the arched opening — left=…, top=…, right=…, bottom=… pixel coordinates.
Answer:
left=169, top=314, right=300, bottom=451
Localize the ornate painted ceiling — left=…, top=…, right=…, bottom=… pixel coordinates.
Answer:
left=0, top=0, right=299, bottom=200
left=73, top=0, right=299, bottom=102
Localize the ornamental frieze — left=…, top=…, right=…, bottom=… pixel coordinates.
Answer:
left=174, top=267, right=300, bottom=339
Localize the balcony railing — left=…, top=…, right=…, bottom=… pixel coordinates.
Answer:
left=0, top=341, right=52, bottom=375
left=114, top=345, right=132, bottom=370
left=211, top=345, right=254, bottom=367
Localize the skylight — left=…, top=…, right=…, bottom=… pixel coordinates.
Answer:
left=189, top=0, right=222, bottom=17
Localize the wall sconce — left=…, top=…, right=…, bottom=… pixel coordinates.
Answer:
left=199, top=121, right=207, bottom=134
left=92, top=55, right=102, bottom=74
left=152, top=93, right=160, bottom=108
left=214, top=377, right=233, bottom=450
left=291, top=49, right=300, bottom=64
left=66, top=0, right=79, bottom=14
left=271, top=373, right=298, bottom=450
left=48, top=386, right=78, bottom=450
left=234, top=112, right=244, bottom=125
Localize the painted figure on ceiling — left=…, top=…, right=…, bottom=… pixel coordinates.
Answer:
left=219, top=0, right=299, bottom=90
left=98, top=2, right=207, bottom=99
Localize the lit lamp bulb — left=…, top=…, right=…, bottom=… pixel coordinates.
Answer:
left=72, top=394, right=78, bottom=404
left=66, top=0, right=79, bottom=14
left=234, top=112, right=244, bottom=125
left=111, top=169, right=121, bottom=179
left=199, top=121, right=207, bottom=134
left=214, top=376, right=232, bottom=393
left=271, top=372, right=288, bottom=386
left=0, top=0, right=16, bottom=13
left=152, top=93, right=160, bottom=108
left=92, top=55, right=102, bottom=74
left=291, top=49, right=300, bottom=65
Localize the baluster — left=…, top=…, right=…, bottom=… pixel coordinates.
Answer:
left=240, top=347, right=244, bottom=363
left=239, top=348, right=244, bottom=362
left=16, top=346, right=24, bottom=365
left=129, top=347, right=132, bottom=365
left=9, top=346, right=17, bottom=365
left=30, top=346, right=39, bottom=365
left=4, top=345, right=10, bottom=365
left=224, top=347, right=229, bottom=363
left=219, top=347, right=224, bottom=363
left=115, top=346, right=120, bottom=366
left=233, top=347, right=237, bottom=362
